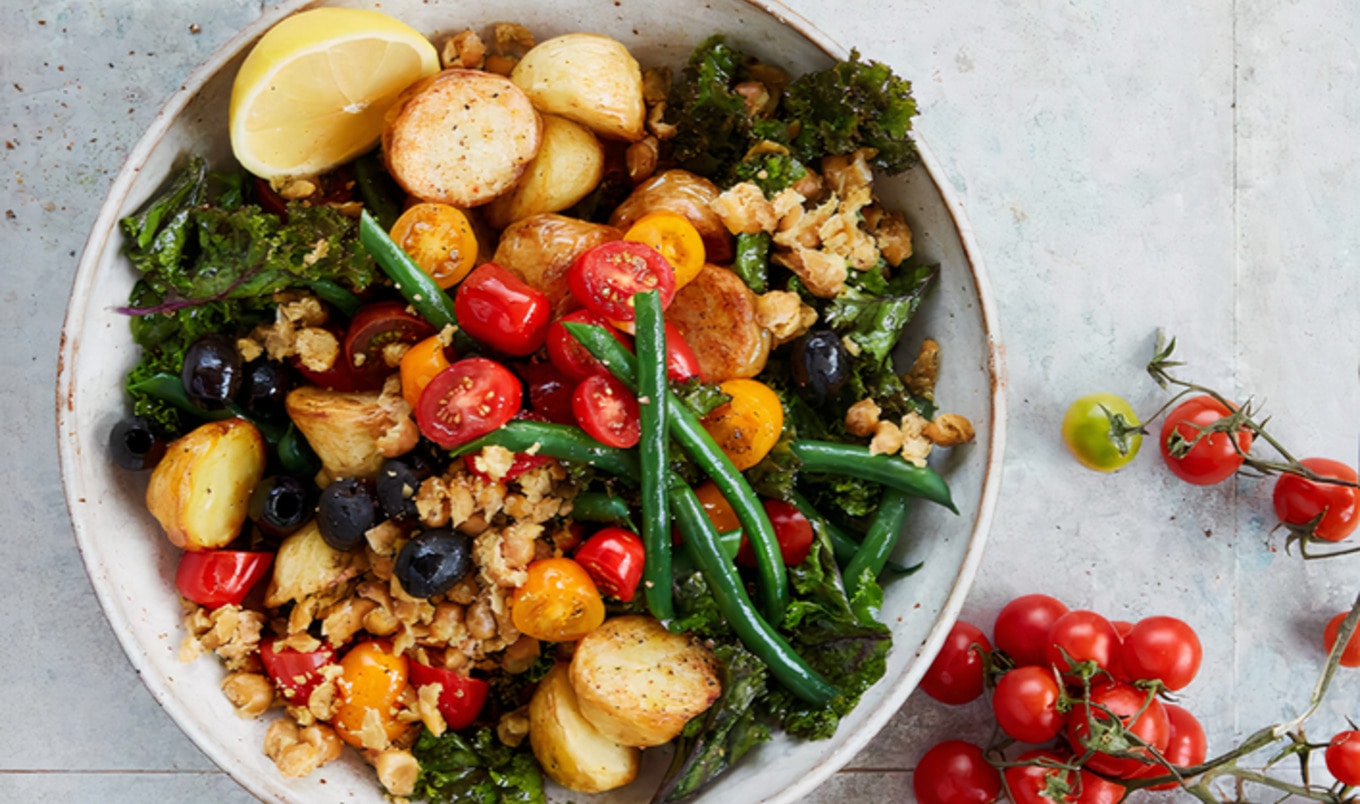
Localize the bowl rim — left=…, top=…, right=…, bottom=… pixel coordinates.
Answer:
left=55, top=0, right=1007, bottom=801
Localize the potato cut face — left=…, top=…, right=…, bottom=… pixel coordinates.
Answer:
left=528, top=663, right=639, bottom=793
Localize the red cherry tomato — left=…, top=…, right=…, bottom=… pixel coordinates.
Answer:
left=1045, top=609, right=1121, bottom=676
left=572, top=373, right=641, bottom=448
left=514, top=360, right=576, bottom=425
left=913, top=740, right=1002, bottom=804
left=1130, top=703, right=1206, bottom=790
left=1158, top=395, right=1253, bottom=485
left=343, top=301, right=438, bottom=390
left=291, top=324, right=365, bottom=392
left=1066, top=680, right=1170, bottom=778
left=567, top=240, right=676, bottom=322
left=1119, top=615, right=1202, bottom=691
left=462, top=451, right=555, bottom=484
left=1323, top=611, right=1360, bottom=668
left=663, top=321, right=701, bottom=381
left=416, top=358, right=523, bottom=448
left=546, top=310, right=634, bottom=381
left=175, top=550, right=272, bottom=609
left=1003, top=749, right=1125, bottom=804
left=1111, top=620, right=1134, bottom=638
left=453, top=262, right=552, bottom=357
left=1326, top=730, right=1360, bottom=787
left=408, top=662, right=490, bottom=731
left=573, top=526, right=646, bottom=602
left=735, top=499, right=815, bottom=568
left=919, top=620, right=992, bottom=705
left=1272, top=457, right=1360, bottom=542
left=994, top=593, right=1069, bottom=668
left=258, top=640, right=337, bottom=705
left=993, top=665, right=1065, bottom=743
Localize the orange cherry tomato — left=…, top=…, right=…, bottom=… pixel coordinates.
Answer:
left=624, top=212, right=706, bottom=291
left=700, top=379, right=784, bottom=471
left=510, top=558, right=605, bottom=642
left=400, top=334, right=452, bottom=409
left=333, top=640, right=410, bottom=748
left=694, top=480, right=741, bottom=535
left=389, top=202, right=479, bottom=289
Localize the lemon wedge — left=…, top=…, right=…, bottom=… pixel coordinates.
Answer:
left=229, top=8, right=440, bottom=180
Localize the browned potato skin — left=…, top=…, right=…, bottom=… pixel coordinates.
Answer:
left=608, top=169, right=734, bottom=264
left=285, top=386, right=413, bottom=480
left=666, top=264, right=772, bottom=382
left=569, top=615, right=722, bottom=748
left=528, top=663, right=640, bottom=793
left=492, top=214, right=623, bottom=315
left=146, top=419, right=266, bottom=551
left=484, top=114, right=605, bottom=230
left=510, top=33, right=646, bottom=142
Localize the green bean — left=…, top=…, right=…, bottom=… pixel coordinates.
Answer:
left=353, top=150, right=404, bottom=231
left=128, top=372, right=286, bottom=445
left=843, top=488, right=914, bottom=600
left=303, top=278, right=362, bottom=319
left=569, top=492, right=633, bottom=524
left=448, top=420, right=640, bottom=478
left=788, top=440, right=958, bottom=513
left=792, top=489, right=920, bottom=577
left=634, top=290, right=674, bottom=621
left=358, top=210, right=474, bottom=351
left=669, top=482, right=837, bottom=705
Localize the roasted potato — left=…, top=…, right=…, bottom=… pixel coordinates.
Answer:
left=383, top=69, right=542, bottom=207
left=608, top=169, right=734, bottom=264
left=263, top=520, right=368, bottom=608
left=569, top=615, right=721, bottom=748
left=528, top=662, right=639, bottom=793
left=285, top=385, right=417, bottom=480
left=484, top=114, right=606, bottom=229
left=510, top=33, right=645, bottom=142
left=492, top=214, right=623, bottom=315
left=146, top=419, right=266, bottom=551
left=666, top=264, right=772, bottom=382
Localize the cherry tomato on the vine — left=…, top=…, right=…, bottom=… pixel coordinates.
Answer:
left=1323, top=611, right=1360, bottom=668
left=1326, top=730, right=1360, bottom=786
left=1130, top=703, right=1207, bottom=790
left=913, top=740, right=1002, bottom=804
left=1045, top=609, right=1121, bottom=676
left=1159, top=395, right=1253, bottom=485
left=992, top=665, right=1066, bottom=743
left=1004, top=749, right=1125, bottom=804
left=1272, top=457, right=1360, bottom=542
left=994, top=593, right=1068, bottom=668
left=567, top=240, right=676, bottom=322
left=572, top=373, right=641, bottom=449
left=1119, top=615, right=1202, bottom=691
left=919, top=620, right=992, bottom=705
left=1066, top=680, right=1170, bottom=778
left=416, top=358, right=522, bottom=448
left=1061, top=392, right=1143, bottom=472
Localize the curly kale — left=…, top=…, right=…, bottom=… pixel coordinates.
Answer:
left=784, top=49, right=920, bottom=174
left=412, top=727, right=544, bottom=804
left=666, top=36, right=755, bottom=180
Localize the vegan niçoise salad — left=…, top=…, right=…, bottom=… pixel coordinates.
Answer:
left=108, top=7, right=975, bottom=802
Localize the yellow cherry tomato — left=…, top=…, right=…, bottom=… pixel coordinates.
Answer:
left=399, top=333, right=452, bottom=409
left=1060, top=392, right=1143, bottom=473
left=332, top=640, right=410, bottom=748
left=511, top=558, right=605, bottom=642
left=701, top=379, right=784, bottom=471
left=389, top=202, right=479, bottom=289
left=623, top=212, right=706, bottom=290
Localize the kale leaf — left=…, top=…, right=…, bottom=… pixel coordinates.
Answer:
left=731, top=151, right=807, bottom=197
left=783, top=50, right=920, bottom=174
left=412, top=726, right=545, bottom=804
left=666, top=36, right=758, bottom=179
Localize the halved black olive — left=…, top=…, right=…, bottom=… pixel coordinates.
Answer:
left=108, top=416, right=166, bottom=470
left=248, top=475, right=313, bottom=539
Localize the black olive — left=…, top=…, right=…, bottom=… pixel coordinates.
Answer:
left=248, top=475, right=314, bottom=539
left=108, top=416, right=166, bottom=470
left=316, top=477, right=379, bottom=551
left=394, top=528, right=472, bottom=598
left=181, top=334, right=243, bottom=410
left=790, top=329, right=851, bottom=399
left=237, top=360, right=291, bottom=418
left=376, top=457, right=433, bottom=521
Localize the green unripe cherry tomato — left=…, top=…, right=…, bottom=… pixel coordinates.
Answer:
left=1061, top=393, right=1143, bottom=472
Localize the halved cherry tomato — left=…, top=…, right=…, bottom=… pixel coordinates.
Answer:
left=1272, top=457, right=1359, bottom=542
left=623, top=211, right=706, bottom=290
left=573, top=526, right=646, bottom=602
left=462, top=451, right=555, bottom=484
left=510, top=558, right=606, bottom=642
left=1159, top=395, right=1253, bottom=485
left=344, top=301, right=438, bottom=390
left=567, top=240, right=676, bottom=322
left=259, top=640, right=337, bottom=705
left=333, top=640, right=410, bottom=748
left=175, top=550, right=272, bottom=609
left=453, top=262, right=552, bottom=357
left=408, top=662, right=490, bottom=731
left=389, top=202, right=479, bottom=289
left=399, top=334, right=453, bottom=409
left=291, top=325, right=364, bottom=392
left=1323, top=611, right=1360, bottom=667
left=919, top=620, right=992, bottom=705
left=1066, top=680, right=1170, bottom=778
left=572, top=373, right=641, bottom=448
left=546, top=310, right=634, bottom=381
left=700, top=379, right=784, bottom=470
left=514, top=360, right=576, bottom=425
left=1130, top=703, right=1206, bottom=790
left=664, top=321, right=701, bottom=381
left=416, top=358, right=523, bottom=448
left=736, top=499, right=814, bottom=567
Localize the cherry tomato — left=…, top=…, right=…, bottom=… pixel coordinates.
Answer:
left=1272, top=458, right=1360, bottom=542
left=454, top=262, right=552, bottom=357
left=622, top=211, right=706, bottom=290
left=574, top=527, right=646, bottom=602
left=1129, top=703, right=1206, bottom=790
left=1061, top=393, right=1143, bottom=472
left=175, top=550, right=272, bottom=609
left=259, top=641, right=337, bottom=705
left=1004, top=749, right=1125, bottom=804
left=546, top=309, right=635, bottom=381
left=1159, top=395, right=1253, bottom=485
left=514, top=360, right=576, bottom=425
left=913, top=740, right=1002, bottom=804
left=333, top=640, right=410, bottom=748
left=1326, top=730, right=1360, bottom=786
left=664, top=321, right=702, bottom=381
left=994, top=593, right=1069, bottom=668
left=567, top=240, right=676, bottom=322
left=291, top=325, right=364, bottom=392
left=1119, top=615, right=1202, bottom=691
left=1045, top=609, right=1121, bottom=676
left=416, top=358, right=523, bottom=448
left=919, top=620, right=992, bottom=705
left=1111, top=620, right=1134, bottom=638
left=510, top=558, right=606, bottom=642
left=1066, top=680, right=1170, bottom=778
left=1323, top=611, right=1360, bottom=668
left=462, top=451, right=555, bottom=484
left=399, top=334, right=453, bottom=409
left=408, top=662, right=489, bottom=731
left=342, top=301, right=438, bottom=390
left=572, top=373, right=641, bottom=449
left=735, top=498, right=815, bottom=567
left=694, top=481, right=741, bottom=541
left=701, top=379, right=784, bottom=471
left=389, top=202, right=479, bottom=289
left=993, top=665, right=1065, bottom=743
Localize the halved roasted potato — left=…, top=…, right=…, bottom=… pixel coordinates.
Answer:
left=146, top=419, right=266, bottom=551
left=528, top=662, right=639, bottom=793
left=492, top=214, right=623, bottom=315
left=665, top=264, right=772, bottom=382
left=608, top=169, right=734, bottom=264
left=484, top=114, right=605, bottom=229
left=285, top=385, right=416, bottom=480
left=510, top=33, right=645, bottom=142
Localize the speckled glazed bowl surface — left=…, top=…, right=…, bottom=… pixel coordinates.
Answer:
left=56, top=1, right=1005, bottom=801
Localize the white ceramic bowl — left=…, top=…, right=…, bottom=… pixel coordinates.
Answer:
left=56, top=1, right=1005, bottom=801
